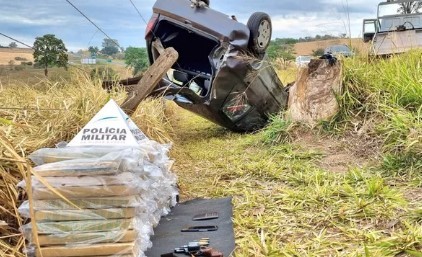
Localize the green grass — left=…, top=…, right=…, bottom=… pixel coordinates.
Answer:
left=324, top=51, right=422, bottom=170
left=169, top=51, right=422, bottom=256
left=169, top=108, right=421, bottom=256
left=342, top=52, right=422, bottom=110
left=261, top=114, right=296, bottom=145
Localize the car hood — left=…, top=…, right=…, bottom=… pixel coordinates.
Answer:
left=153, top=0, right=250, bottom=48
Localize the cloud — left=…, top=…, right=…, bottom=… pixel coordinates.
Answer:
left=271, top=15, right=347, bottom=38
left=0, top=15, right=67, bottom=26
left=210, top=0, right=380, bottom=39
left=0, top=0, right=153, bottom=50
left=0, top=0, right=382, bottom=50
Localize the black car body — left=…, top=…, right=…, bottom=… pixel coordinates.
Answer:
left=145, top=0, right=288, bottom=132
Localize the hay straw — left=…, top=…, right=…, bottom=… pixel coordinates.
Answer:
left=0, top=68, right=174, bottom=255
left=0, top=132, right=27, bottom=257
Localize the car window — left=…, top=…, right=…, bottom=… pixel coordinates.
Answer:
left=364, top=21, right=376, bottom=33
left=297, top=56, right=311, bottom=62
left=326, top=45, right=351, bottom=54
left=302, top=56, right=311, bottom=61
left=332, top=45, right=350, bottom=52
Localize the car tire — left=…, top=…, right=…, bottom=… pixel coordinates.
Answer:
left=247, top=12, right=272, bottom=55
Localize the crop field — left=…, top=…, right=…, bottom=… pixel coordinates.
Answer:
left=0, top=50, right=421, bottom=257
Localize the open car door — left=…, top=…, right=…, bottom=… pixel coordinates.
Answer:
left=363, top=19, right=378, bottom=42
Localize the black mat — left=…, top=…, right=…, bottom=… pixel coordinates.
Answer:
left=145, top=197, right=235, bottom=257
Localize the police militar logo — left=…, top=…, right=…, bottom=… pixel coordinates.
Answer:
left=67, top=100, right=147, bottom=147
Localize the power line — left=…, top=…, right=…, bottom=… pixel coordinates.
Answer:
left=128, top=0, right=160, bottom=46
left=87, top=29, right=99, bottom=47
left=0, top=33, right=33, bottom=48
left=64, top=0, right=123, bottom=51
left=129, top=0, right=149, bottom=25
left=0, top=107, right=70, bottom=111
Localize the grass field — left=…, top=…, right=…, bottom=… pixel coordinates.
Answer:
left=0, top=50, right=421, bottom=256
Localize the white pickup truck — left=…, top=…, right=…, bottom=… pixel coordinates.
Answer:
left=363, top=0, right=422, bottom=56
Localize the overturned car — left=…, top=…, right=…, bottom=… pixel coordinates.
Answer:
left=145, top=0, right=288, bottom=132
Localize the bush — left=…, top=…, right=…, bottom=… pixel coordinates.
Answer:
left=312, top=48, right=324, bottom=57
left=14, top=57, right=27, bottom=61
left=267, top=40, right=296, bottom=61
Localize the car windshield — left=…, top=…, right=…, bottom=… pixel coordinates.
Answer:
left=378, top=1, right=422, bottom=31
left=329, top=45, right=350, bottom=53
left=378, top=1, right=422, bottom=16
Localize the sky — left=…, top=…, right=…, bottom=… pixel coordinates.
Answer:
left=0, top=0, right=382, bottom=51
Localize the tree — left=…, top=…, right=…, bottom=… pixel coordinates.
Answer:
left=33, top=34, right=68, bottom=76
left=395, top=1, right=422, bottom=14
left=9, top=42, right=18, bottom=48
left=266, top=39, right=297, bottom=61
left=101, top=38, right=119, bottom=56
left=88, top=46, right=99, bottom=56
left=124, top=47, right=149, bottom=76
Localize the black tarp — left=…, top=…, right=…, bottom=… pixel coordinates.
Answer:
left=145, top=197, right=235, bottom=257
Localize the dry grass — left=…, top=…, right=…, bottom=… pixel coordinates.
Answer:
left=0, top=64, right=133, bottom=89
left=0, top=68, right=173, bottom=149
left=0, top=68, right=173, bottom=255
left=0, top=67, right=73, bottom=88
left=275, top=66, right=297, bottom=85
left=0, top=141, right=26, bottom=257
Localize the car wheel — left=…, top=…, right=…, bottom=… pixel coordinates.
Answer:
left=247, top=12, right=272, bottom=55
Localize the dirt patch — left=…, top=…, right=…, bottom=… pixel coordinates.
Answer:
left=404, top=187, right=422, bottom=203
left=294, top=130, right=381, bottom=172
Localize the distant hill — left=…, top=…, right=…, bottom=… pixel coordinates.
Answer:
left=294, top=38, right=370, bottom=56
left=0, top=48, right=34, bottom=65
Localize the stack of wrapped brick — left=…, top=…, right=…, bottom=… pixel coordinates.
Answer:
left=18, top=142, right=178, bottom=257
